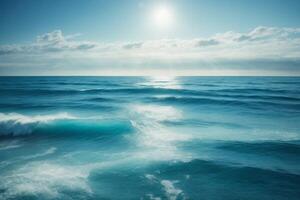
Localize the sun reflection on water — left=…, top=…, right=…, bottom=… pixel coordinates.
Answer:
left=141, top=76, right=182, bottom=89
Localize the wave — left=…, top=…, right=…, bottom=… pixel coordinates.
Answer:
left=0, top=112, right=133, bottom=137
left=148, top=96, right=300, bottom=111
left=0, top=161, right=92, bottom=199
left=128, top=104, right=192, bottom=162
left=163, top=118, right=249, bottom=129
left=200, top=93, right=300, bottom=102
left=50, top=82, right=122, bottom=87
left=145, top=174, right=185, bottom=200
left=0, top=87, right=202, bottom=97
left=165, top=159, right=300, bottom=182
left=22, top=147, right=57, bottom=160
left=0, top=112, right=75, bottom=136
left=4, top=86, right=298, bottom=106
left=218, top=141, right=300, bottom=157
left=148, top=96, right=250, bottom=107
left=0, top=140, right=22, bottom=151
left=209, top=88, right=294, bottom=94
left=0, top=112, right=75, bottom=124
left=86, top=97, right=122, bottom=103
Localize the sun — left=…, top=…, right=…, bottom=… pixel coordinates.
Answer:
left=152, top=5, right=173, bottom=28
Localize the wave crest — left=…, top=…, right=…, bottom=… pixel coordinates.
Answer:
left=0, top=112, right=76, bottom=136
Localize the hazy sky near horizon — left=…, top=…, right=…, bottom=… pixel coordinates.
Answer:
left=1, top=0, right=300, bottom=75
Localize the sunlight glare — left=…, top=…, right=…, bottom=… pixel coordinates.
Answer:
left=152, top=5, right=174, bottom=28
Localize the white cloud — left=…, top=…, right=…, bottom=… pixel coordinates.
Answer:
left=0, top=26, right=300, bottom=75
left=36, top=30, right=65, bottom=44
left=215, top=26, right=300, bottom=43
left=195, top=38, right=220, bottom=47
left=122, top=42, right=143, bottom=49
left=0, top=30, right=97, bottom=55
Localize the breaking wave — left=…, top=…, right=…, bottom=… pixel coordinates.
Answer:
left=0, top=112, right=76, bottom=136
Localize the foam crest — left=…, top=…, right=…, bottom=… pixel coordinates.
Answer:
left=133, top=104, right=182, bottom=122
left=22, top=147, right=57, bottom=160
left=145, top=174, right=185, bottom=200
left=190, top=127, right=300, bottom=142
left=0, top=112, right=76, bottom=136
left=130, top=104, right=191, bottom=161
left=0, top=112, right=76, bottom=124
left=0, top=140, right=22, bottom=151
left=161, top=180, right=183, bottom=200
left=0, top=162, right=91, bottom=199
left=0, top=157, right=138, bottom=199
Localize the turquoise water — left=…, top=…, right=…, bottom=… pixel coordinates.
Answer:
left=0, top=76, right=300, bottom=200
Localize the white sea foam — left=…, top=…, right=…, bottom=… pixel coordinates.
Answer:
left=0, top=147, right=57, bottom=170
left=0, top=140, right=23, bottom=151
left=145, top=174, right=158, bottom=182
left=0, top=112, right=75, bottom=124
left=133, top=104, right=182, bottom=122
left=161, top=180, right=184, bottom=200
left=145, top=194, right=162, bottom=200
left=22, top=147, right=57, bottom=160
left=0, top=156, right=138, bottom=199
left=185, top=175, right=190, bottom=180
left=0, top=153, right=163, bottom=199
left=130, top=104, right=191, bottom=161
left=145, top=174, right=184, bottom=200
left=0, top=144, right=22, bottom=150
left=0, top=112, right=76, bottom=136
left=0, top=162, right=92, bottom=199
left=189, top=126, right=300, bottom=142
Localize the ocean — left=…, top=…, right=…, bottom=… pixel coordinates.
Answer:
left=0, top=76, right=299, bottom=200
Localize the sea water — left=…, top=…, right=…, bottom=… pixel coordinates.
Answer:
left=0, top=76, right=299, bottom=200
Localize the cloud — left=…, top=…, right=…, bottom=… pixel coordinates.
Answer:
left=122, top=42, right=143, bottom=49
left=0, top=45, right=22, bottom=55
left=0, top=30, right=97, bottom=55
left=215, top=26, right=300, bottom=43
left=36, top=30, right=65, bottom=44
left=0, top=26, right=300, bottom=75
left=35, top=30, right=97, bottom=52
left=195, top=39, right=220, bottom=47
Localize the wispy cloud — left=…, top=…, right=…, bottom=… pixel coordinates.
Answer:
left=0, top=26, right=300, bottom=75
left=0, top=30, right=97, bottom=55
left=122, top=42, right=143, bottom=49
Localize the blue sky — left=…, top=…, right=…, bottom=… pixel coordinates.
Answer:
left=0, top=0, right=300, bottom=75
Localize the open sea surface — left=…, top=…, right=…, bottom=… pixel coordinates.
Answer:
left=0, top=76, right=300, bottom=200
